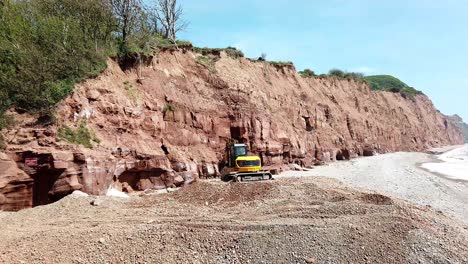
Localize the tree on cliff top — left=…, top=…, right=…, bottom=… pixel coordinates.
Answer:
left=110, top=0, right=145, bottom=52
left=151, top=0, right=188, bottom=40
left=109, top=0, right=188, bottom=57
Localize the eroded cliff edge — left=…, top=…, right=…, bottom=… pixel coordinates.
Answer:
left=0, top=48, right=463, bottom=210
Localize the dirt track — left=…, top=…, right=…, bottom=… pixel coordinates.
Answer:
left=0, top=177, right=467, bottom=264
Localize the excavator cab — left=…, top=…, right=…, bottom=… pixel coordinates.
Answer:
left=221, top=142, right=272, bottom=182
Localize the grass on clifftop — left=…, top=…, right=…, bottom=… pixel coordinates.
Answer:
left=298, top=68, right=422, bottom=100
left=327, top=69, right=365, bottom=82
left=193, top=46, right=244, bottom=59
left=365, top=75, right=423, bottom=98
left=299, top=68, right=366, bottom=82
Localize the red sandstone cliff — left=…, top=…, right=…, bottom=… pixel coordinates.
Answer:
left=0, top=48, right=463, bottom=210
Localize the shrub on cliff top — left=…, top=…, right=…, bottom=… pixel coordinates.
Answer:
left=328, top=69, right=346, bottom=78
left=193, top=46, right=244, bottom=59
left=365, top=75, right=407, bottom=91
left=151, top=37, right=192, bottom=50
left=344, top=72, right=365, bottom=81
left=225, top=47, right=244, bottom=59
left=269, top=61, right=294, bottom=66
left=327, top=69, right=365, bottom=82
left=299, top=69, right=316, bottom=78
left=364, top=75, right=423, bottom=98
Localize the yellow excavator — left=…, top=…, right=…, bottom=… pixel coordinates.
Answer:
left=220, top=141, right=273, bottom=182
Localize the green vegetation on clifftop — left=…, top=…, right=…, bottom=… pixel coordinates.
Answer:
left=299, top=69, right=316, bottom=78
left=0, top=0, right=188, bottom=123
left=298, top=68, right=423, bottom=100
left=0, top=0, right=428, bottom=148
left=193, top=46, right=244, bottom=59
left=327, top=69, right=365, bottom=82
left=365, top=75, right=423, bottom=98
left=0, top=0, right=110, bottom=114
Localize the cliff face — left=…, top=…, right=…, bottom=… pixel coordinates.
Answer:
left=447, top=115, right=468, bottom=143
left=0, top=48, right=463, bottom=210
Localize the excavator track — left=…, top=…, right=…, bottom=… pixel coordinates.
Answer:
left=227, top=171, right=273, bottom=182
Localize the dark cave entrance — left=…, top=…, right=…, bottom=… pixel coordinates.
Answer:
left=230, top=126, right=246, bottom=141
left=31, top=169, right=65, bottom=207
left=302, top=116, right=314, bottom=132
left=336, top=149, right=351, bottom=161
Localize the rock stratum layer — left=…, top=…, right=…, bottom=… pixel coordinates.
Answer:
left=0, top=48, right=463, bottom=210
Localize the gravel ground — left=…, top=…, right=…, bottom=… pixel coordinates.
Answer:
left=0, top=177, right=467, bottom=264
left=280, top=151, right=468, bottom=224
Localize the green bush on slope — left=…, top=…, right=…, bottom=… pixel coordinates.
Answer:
left=0, top=0, right=189, bottom=120
left=0, top=0, right=110, bottom=114
left=58, top=121, right=100, bottom=148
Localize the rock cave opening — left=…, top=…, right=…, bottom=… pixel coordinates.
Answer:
left=336, top=149, right=351, bottom=161
left=363, top=149, right=374, bottom=157
left=336, top=151, right=344, bottom=160
left=31, top=169, right=65, bottom=207
left=118, top=171, right=141, bottom=191
left=230, top=126, right=246, bottom=141
left=118, top=169, right=167, bottom=191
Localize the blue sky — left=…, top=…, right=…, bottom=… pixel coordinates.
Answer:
left=178, top=0, right=468, bottom=122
